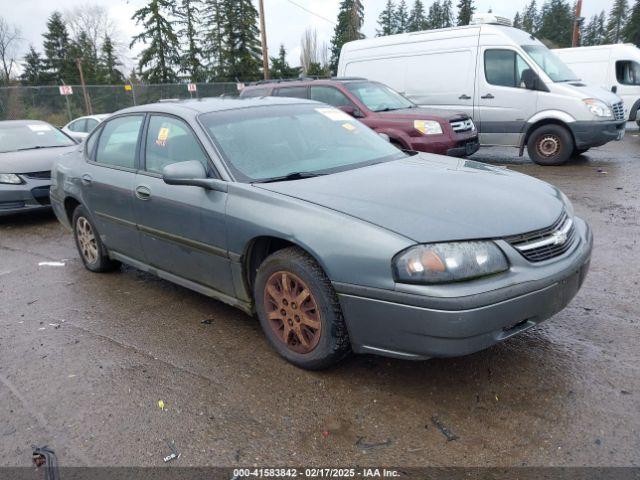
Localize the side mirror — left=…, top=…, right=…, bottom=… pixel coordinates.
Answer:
left=162, top=161, right=228, bottom=192
left=521, top=69, right=548, bottom=92
left=611, top=85, right=618, bottom=94
left=338, top=105, right=364, bottom=118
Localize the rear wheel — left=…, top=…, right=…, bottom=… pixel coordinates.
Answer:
left=527, top=124, right=574, bottom=166
left=254, top=247, right=350, bottom=370
left=72, top=205, right=120, bottom=273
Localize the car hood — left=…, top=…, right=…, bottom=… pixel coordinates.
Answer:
left=0, top=146, right=78, bottom=174
left=553, top=81, right=622, bottom=105
left=377, top=107, right=467, bottom=122
left=256, top=155, right=565, bottom=243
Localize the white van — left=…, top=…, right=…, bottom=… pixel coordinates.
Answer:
left=554, top=44, right=640, bottom=126
left=337, top=13, right=625, bottom=165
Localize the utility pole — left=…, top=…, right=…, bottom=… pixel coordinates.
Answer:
left=258, top=0, right=270, bottom=80
left=76, top=57, right=93, bottom=115
left=572, top=0, right=583, bottom=47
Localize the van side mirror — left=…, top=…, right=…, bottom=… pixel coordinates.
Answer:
left=521, top=69, right=549, bottom=92
left=162, top=160, right=228, bottom=192
left=611, top=85, right=618, bottom=94
left=338, top=105, right=364, bottom=118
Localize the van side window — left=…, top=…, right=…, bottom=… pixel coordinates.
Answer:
left=484, top=50, right=531, bottom=89
left=310, top=86, right=356, bottom=109
left=616, top=61, right=640, bottom=86
left=274, top=87, right=308, bottom=99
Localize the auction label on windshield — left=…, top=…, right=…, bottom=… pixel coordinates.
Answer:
left=233, top=468, right=401, bottom=478
left=315, top=107, right=353, bottom=122
left=28, top=124, right=52, bottom=132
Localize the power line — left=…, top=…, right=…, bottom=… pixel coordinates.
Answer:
left=282, top=0, right=336, bottom=25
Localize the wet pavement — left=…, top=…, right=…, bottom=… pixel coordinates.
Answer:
left=1, top=131, right=639, bottom=468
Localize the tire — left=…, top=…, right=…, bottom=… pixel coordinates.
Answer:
left=72, top=205, right=120, bottom=273
left=254, top=246, right=350, bottom=370
left=527, top=124, right=574, bottom=166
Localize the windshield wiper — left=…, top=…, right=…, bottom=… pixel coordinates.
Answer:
left=375, top=107, right=403, bottom=112
left=15, top=145, right=70, bottom=152
left=254, top=171, right=327, bottom=184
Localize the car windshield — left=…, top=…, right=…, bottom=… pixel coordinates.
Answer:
left=521, top=45, right=579, bottom=82
left=200, top=104, right=406, bottom=182
left=0, top=123, right=75, bottom=153
left=345, top=82, right=415, bottom=112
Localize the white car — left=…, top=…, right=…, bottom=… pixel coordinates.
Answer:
left=62, top=114, right=110, bottom=142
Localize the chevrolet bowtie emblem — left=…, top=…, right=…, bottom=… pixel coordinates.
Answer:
left=552, top=231, right=568, bottom=245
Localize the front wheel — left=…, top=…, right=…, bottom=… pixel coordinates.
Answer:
left=72, top=205, right=120, bottom=273
left=527, top=124, right=574, bottom=166
left=254, top=247, right=350, bottom=370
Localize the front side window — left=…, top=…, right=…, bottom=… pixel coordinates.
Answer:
left=310, top=86, right=356, bottom=109
left=200, top=104, right=405, bottom=183
left=274, top=86, right=308, bottom=99
left=484, top=49, right=532, bottom=88
left=95, top=115, right=143, bottom=169
left=344, top=81, right=415, bottom=112
left=521, top=45, right=579, bottom=82
left=616, top=61, right=640, bottom=85
left=144, top=115, right=209, bottom=174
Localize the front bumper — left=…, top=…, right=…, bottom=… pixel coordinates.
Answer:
left=570, top=120, right=625, bottom=149
left=0, top=178, right=52, bottom=217
left=336, top=218, right=593, bottom=360
left=409, top=130, right=479, bottom=157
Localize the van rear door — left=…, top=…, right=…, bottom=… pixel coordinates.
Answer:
left=476, top=47, right=539, bottom=147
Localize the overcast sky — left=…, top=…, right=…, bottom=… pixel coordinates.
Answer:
left=4, top=0, right=615, bottom=72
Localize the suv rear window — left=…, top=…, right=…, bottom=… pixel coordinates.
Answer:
left=241, top=87, right=271, bottom=98
left=274, top=86, right=308, bottom=99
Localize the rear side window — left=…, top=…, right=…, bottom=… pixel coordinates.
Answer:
left=86, top=118, right=99, bottom=131
left=484, top=49, right=530, bottom=88
left=68, top=119, right=87, bottom=132
left=85, top=127, right=101, bottom=159
left=144, top=115, right=209, bottom=175
left=310, top=86, right=356, bottom=108
left=95, top=115, right=143, bottom=169
left=241, top=87, right=272, bottom=98
left=616, top=61, right=640, bottom=85
left=274, top=86, right=308, bottom=99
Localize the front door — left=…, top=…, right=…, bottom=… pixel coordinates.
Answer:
left=477, top=48, right=539, bottom=147
left=81, top=114, right=145, bottom=261
left=133, top=114, right=234, bottom=297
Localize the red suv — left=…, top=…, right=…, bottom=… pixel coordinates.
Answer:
left=240, top=78, right=479, bottom=157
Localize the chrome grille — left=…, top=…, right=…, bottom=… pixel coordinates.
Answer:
left=24, top=171, right=51, bottom=180
left=612, top=101, right=625, bottom=121
left=450, top=118, right=475, bottom=133
left=505, top=212, right=577, bottom=262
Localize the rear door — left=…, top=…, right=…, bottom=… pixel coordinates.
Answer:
left=82, top=114, right=145, bottom=260
left=476, top=48, right=539, bottom=146
left=133, top=114, right=234, bottom=296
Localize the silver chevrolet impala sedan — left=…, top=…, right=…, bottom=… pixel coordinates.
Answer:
left=50, top=97, right=592, bottom=369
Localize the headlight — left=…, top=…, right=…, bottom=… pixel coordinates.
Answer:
left=0, top=173, right=23, bottom=185
left=414, top=120, right=443, bottom=135
left=582, top=99, right=613, bottom=119
left=559, top=191, right=574, bottom=218
left=393, top=241, right=509, bottom=284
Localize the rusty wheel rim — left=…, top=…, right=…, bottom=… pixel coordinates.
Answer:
left=537, top=134, right=561, bottom=158
left=263, top=271, right=322, bottom=354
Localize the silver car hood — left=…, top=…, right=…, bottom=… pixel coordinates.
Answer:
left=257, top=155, right=565, bottom=243
left=0, top=146, right=78, bottom=174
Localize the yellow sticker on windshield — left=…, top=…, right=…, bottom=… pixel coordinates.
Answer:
left=156, top=127, right=170, bottom=147
left=341, top=123, right=356, bottom=132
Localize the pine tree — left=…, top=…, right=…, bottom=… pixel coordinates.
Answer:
left=100, top=35, right=124, bottom=83
left=624, top=0, right=640, bottom=46
left=441, top=0, right=454, bottom=27
left=408, top=0, right=429, bottom=31
left=202, top=0, right=224, bottom=80
left=521, top=0, right=540, bottom=34
left=220, top=0, right=263, bottom=81
left=607, top=0, right=629, bottom=43
left=329, top=0, right=365, bottom=73
left=427, top=1, right=444, bottom=28
left=513, top=12, right=522, bottom=29
left=537, top=0, right=573, bottom=47
left=130, top=0, right=181, bottom=83
left=270, top=44, right=297, bottom=78
left=176, top=0, right=204, bottom=81
left=42, top=12, right=77, bottom=84
left=69, top=31, right=99, bottom=84
left=21, top=46, right=46, bottom=85
left=456, top=0, right=476, bottom=26
left=377, top=0, right=396, bottom=36
left=394, top=0, right=410, bottom=33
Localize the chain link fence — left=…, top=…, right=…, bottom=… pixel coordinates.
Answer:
left=0, top=83, right=240, bottom=126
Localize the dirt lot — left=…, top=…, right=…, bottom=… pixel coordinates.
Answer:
left=1, top=131, right=639, bottom=468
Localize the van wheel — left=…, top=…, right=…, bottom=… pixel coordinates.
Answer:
left=527, top=125, right=573, bottom=166
left=72, top=205, right=120, bottom=273
left=254, top=247, right=351, bottom=370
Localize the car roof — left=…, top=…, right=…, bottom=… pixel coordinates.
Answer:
left=115, top=96, right=316, bottom=117
left=243, top=78, right=369, bottom=90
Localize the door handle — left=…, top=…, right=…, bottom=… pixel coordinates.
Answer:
left=481, top=93, right=495, bottom=100
left=459, top=94, right=471, bottom=100
left=81, top=174, right=92, bottom=186
left=135, top=185, right=151, bottom=201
